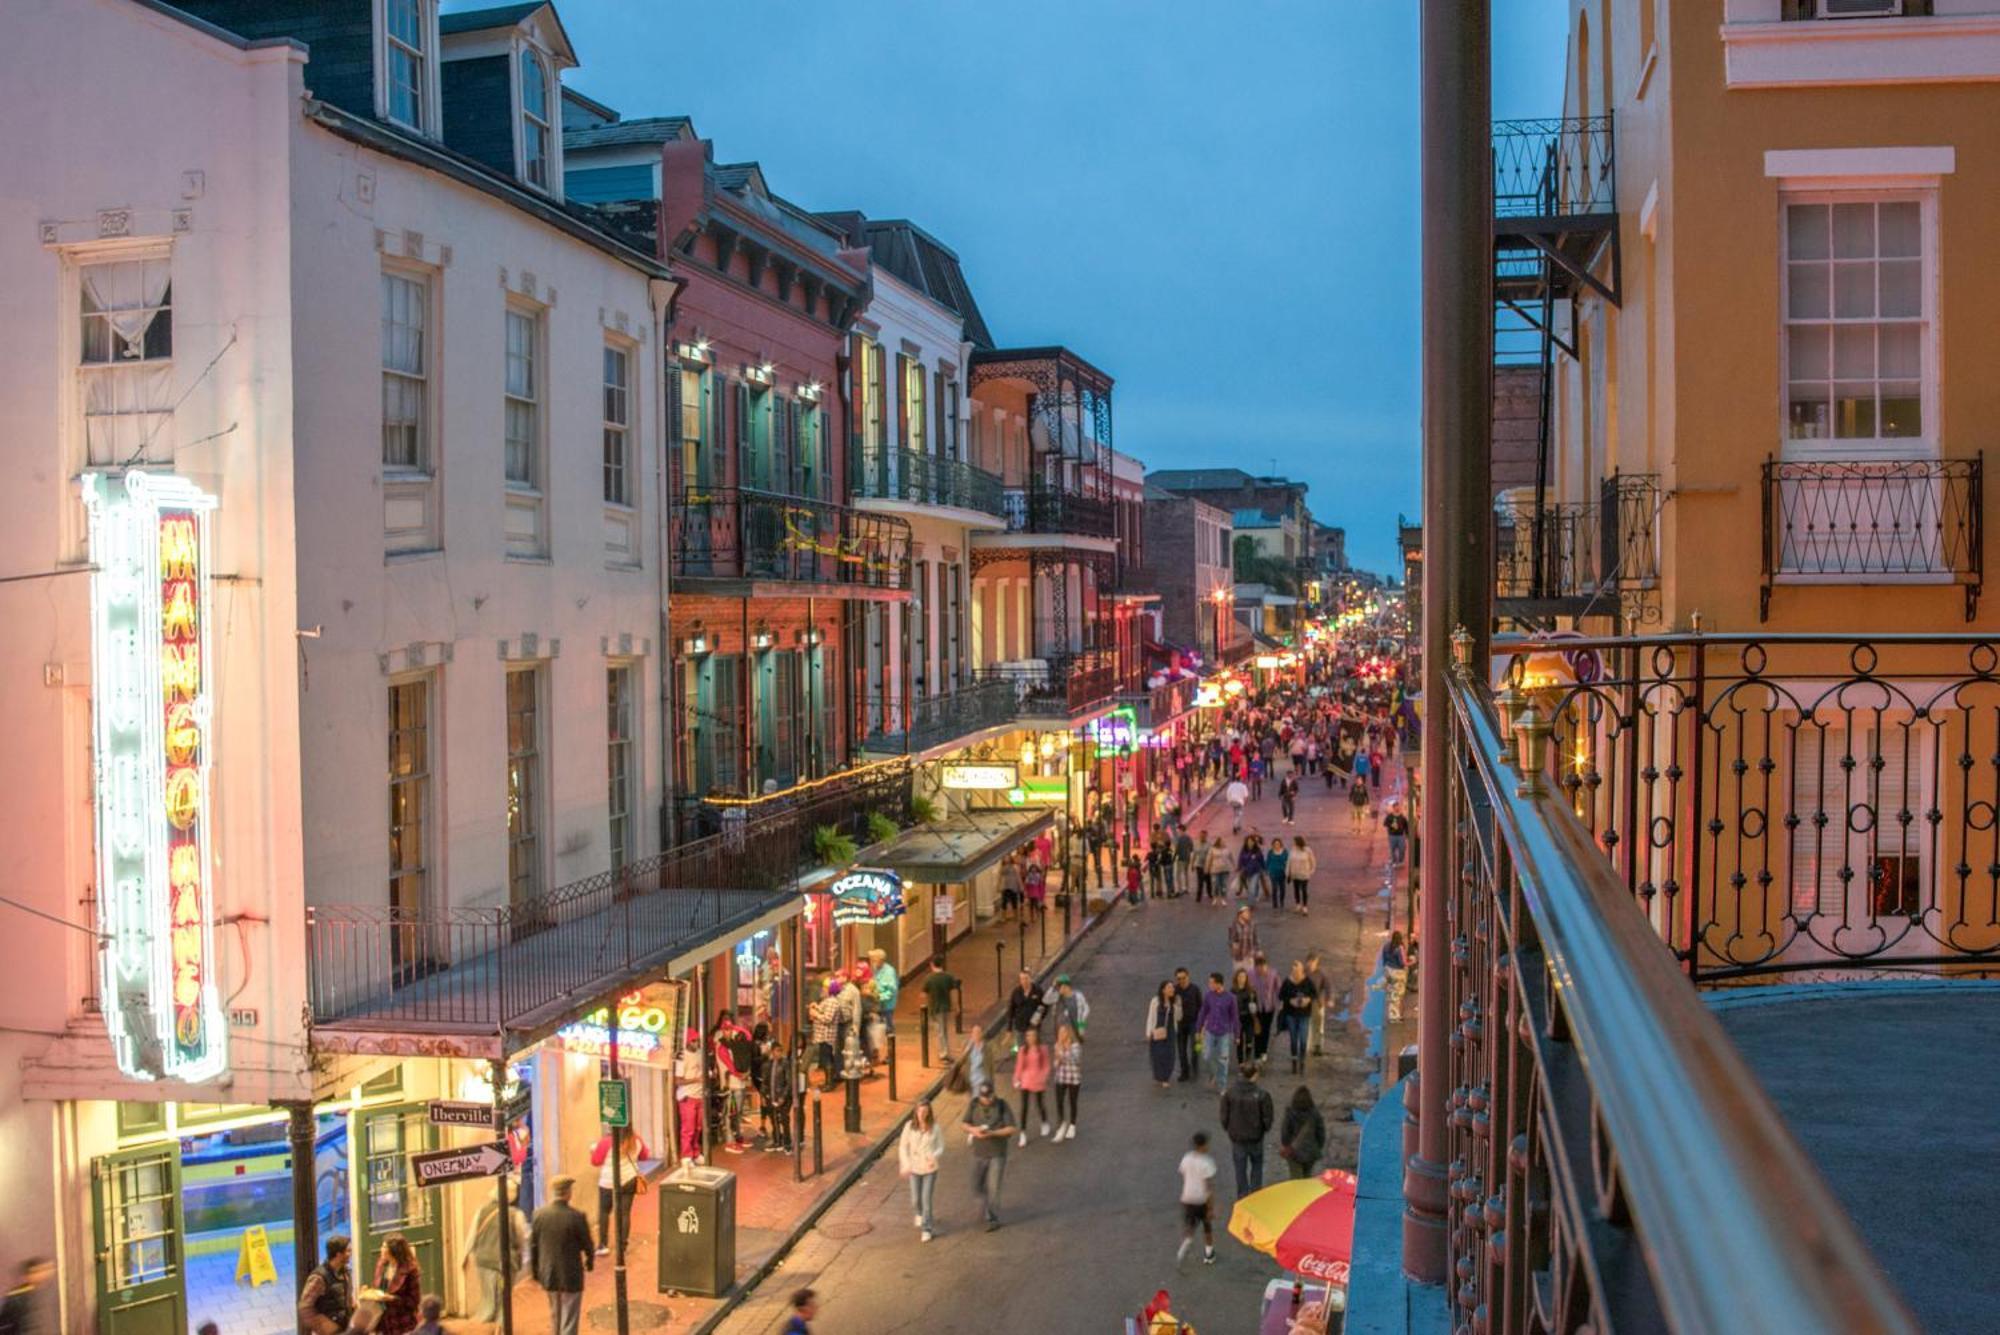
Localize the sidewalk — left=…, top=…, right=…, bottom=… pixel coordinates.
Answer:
left=439, top=852, right=1129, bottom=1335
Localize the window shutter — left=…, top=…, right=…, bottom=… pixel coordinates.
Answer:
left=896, top=354, right=911, bottom=448
left=709, top=374, right=727, bottom=487
left=735, top=380, right=751, bottom=488
left=787, top=398, right=804, bottom=496
left=933, top=369, right=946, bottom=458
left=819, top=410, right=833, bottom=502
left=666, top=365, right=683, bottom=492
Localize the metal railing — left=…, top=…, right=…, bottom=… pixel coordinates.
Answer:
left=1123, top=675, right=1198, bottom=731
left=1761, top=455, right=1982, bottom=619
left=675, top=757, right=912, bottom=844
left=862, top=678, right=1018, bottom=753
left=1498, top=631, right=2000, bottom=980
left=1000, top=485, right=1116, bottom=538
left=1600, top=471, right=1662, bottom=592
left=1439, top=652, right=1917, bottom=1333
left=979, top=652, right=1118, bottom=718
left=1494, top=498, right=1598, bottom=600
left=851, top=446, right=1006, bottom=518
left=671, top=486, right=911, bottom=590
left=1493, top=115, right=1615, bottom=220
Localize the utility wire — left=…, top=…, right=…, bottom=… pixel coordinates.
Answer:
left=0, top=893, right=109, bottom=942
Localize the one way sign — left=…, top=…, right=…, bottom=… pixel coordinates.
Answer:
left=411, top=1142, right=510, bottom=1188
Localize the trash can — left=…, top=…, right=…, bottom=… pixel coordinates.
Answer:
left=656, top=1164, right=735, bottom=1297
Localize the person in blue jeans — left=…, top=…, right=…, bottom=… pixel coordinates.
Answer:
left=1218, top=1061, right=1274, bottom=1195
left=1196, top=973, right=1239, bottom=1090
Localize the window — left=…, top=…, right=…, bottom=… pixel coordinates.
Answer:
left=388, top=678, right=435, bottom=976
left=504, top=307, right=545, bottom=555
left=606, top=664, right=636, bottom=872
left=861, top=339, right=886, bottom=453
left=677, top=365, right=707, bottom=489
left=945, top=563, right=965, bottom=685
left=912, top=561, right=930, bottom=695
left=1811, top=0, right=1905, bottom=15
left=603, top=343, right=631, bottom=506
left=384, top=0, right=430, bottom=131
left=79, top=256, right=173, bottom=467
left=704, top=656, right=741, bottom=794
left=941, top=376, right=961, bottom=461
left=1783, top=197, right=1928, bottom=449
left=519, top=48, right=552, bottom=191
left=1789, top=720, right=1923, bottom=920
left=505, top=667, right=543, bottom=905
left=759, top=649, right=801, bottom=789
left=902, top=354, right=927, bottom=454
left=382, top=272, right=429, bottom=471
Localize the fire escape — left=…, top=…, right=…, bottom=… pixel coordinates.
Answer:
left=1491, top=117, right=1654, bottom=628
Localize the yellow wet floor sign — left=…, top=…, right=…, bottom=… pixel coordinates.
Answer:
left=235, top=1225, right=277, bottom=1288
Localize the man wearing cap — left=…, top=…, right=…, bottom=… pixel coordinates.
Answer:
left=1043, top=974, right=1089, bottom=1040
left=960, top=1080, right=1018, bottom=1230
left=529, top=1176, right=594, bottom=1335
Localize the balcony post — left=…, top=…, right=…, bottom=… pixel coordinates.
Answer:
left=1412, top=0, right=1491, bottom=1287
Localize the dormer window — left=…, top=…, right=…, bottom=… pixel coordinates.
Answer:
left=519, top=48, right=553, bottom=192
left=379, top=0, right=439, bottom=134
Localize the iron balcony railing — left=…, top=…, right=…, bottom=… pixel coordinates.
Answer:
left=675, top=756, right=912, bottom=844
left=1122, top=675, right=1198, bottom=732
left=1000, top=485, right=1116, bottom=539
left=1437, top=646, right=1916, bottom=1334
left=863, top=678, right=1018, bottom=753
left=1761, top=454, right=1982, bottom=620
left=1494, top=497, right=1598, bottom=601
left=851, top=446, right=1006, bottom=518
left=979, top=652, right=1118, bottom=719
left=671, top=486, right=912, bottom=590
left=308, top=762, right=915, bottom=1035
left=1492, top=115, right=1615, bottom=220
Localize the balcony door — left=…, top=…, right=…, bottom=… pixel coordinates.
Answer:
left=92, top=1145, right=184, bottom=1335
left=1785, top=716, right=1930, bottom=963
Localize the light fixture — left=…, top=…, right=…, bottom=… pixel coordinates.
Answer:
left=1039, top=733, right=1058, bottom=760
left=684, top=633, right=710, bottom=656
left=1019, top=739, right=1036, bottom=768
left=751, top=625, right=775, bottom=651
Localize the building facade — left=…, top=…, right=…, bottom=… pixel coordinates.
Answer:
left=1139, top=487, right=1241, bottom=663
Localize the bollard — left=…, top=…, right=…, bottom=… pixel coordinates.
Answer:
left=993, top=939, right=1004, bottom=999
left=888, top=1034, right=898, bottom=1101
left=844, top=1071, right=862, bottom=1133
left=812, top=1093, right=824, bottom=1177
left=955, top=983, right=965, bottom=1034
left=1039, top=905, right=1047, bottom=958
left=1017, top=915, right=1026, bottom=967
left=920, top=1006, right=932, bottom=1068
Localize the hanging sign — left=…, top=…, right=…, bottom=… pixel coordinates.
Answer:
left=553, top=984, right=681, bottom=1067
left=939, top=762, right=1018, bottom=791
left=830, top=868, right=906, bottom=926
left=428, top=1101, right=497, bottom=1128
left=599, top=1078, right=631, bottom=1128
left=1083, top=706, right=1138, bottom=757
left=412, top=1142, right=511, bottom=1187
left=84, top=472, right=225, bottom=1083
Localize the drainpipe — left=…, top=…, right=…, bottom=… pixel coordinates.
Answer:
left=652, top=274, right=683, bottom=846
left=1411, top=0, right=1492, bottom=1286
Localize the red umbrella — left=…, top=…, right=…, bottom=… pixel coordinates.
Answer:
left=1227, top=1168, right=1358, bottom=1284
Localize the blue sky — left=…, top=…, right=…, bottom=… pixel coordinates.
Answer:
left=541, top=1, right=1569, bottom=572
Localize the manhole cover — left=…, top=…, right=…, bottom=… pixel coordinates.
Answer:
left=818, top=1218, right=873, bottom=1240
left=586, top=1300, right=672, bottom=1329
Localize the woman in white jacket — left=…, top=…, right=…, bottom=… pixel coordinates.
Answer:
left=1287, top=836, right=1317, bottom=915
left=898, top=1099, right=945, bottom=1241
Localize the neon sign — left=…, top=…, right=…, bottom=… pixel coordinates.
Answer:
left=830, top=869, right=906, bottom=926
left=85, top=472, right=225, bottom=1082
left=1083, top=706, right=1138, bottom=757
left=554, top=987, right=682, bottom=1065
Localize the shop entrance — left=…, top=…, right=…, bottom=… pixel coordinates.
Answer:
left=353, top=1103, right=442, bottom=1288
left=92, top=1145, right=184, bottom=1335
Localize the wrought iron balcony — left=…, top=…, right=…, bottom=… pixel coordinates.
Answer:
left=979, top=652, right=1118, bottom=719
left=1761, top=454, right=1982, bottom=619
left=1493, top=116, right=1615, bottom=221
left=1429, top=640, right=1926, bottom=1333
left=670, top=486, right=911, bottom=592
left=851, top=446, right=1006, bottom=518
left=674, top=755, right=912, bottom=843
left=862, top=678, right=1019, bottom=753
left=1494, top=497, right=1599, bottom=603
left=1121, top=675, right=1198, bottom=732
left=1000, top=485, right=1116, bottom=539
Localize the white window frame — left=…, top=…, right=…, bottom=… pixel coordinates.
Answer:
left=602, top=336, right=641, bottom=565
left=505, top=664, right=547, bottom=905
left=387, top=672, right=438, bottom=971
left=512, top=41, right=562, bottom=199
left=504, top=301, right=547, bottom=558
left=74, top=244, right=175, bottom=475
left=382, top=263, right=441, bottom=554
left=375, top=0, right=442, bottom=136
left=1778, top=186, right=1938, bottom=461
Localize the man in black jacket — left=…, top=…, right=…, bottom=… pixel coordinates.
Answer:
left=529, top=1175, right=594, bottom=1335
left=1172, top=967, right=1203, bottom=1083
left=1218, top=1061, right=1275, bottom=1195
left=1004, top=969, right=1042, bottom=1052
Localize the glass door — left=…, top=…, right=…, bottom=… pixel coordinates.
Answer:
left=352, top=1104, right=442, bottom=1290
left=91, top=1145, right=184, bottom=1335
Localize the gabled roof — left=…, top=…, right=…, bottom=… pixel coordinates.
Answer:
left=560, top=86, right=620, bottom=130
left=564, top=115, right=695, bottom=150
left=440, top=2, right=577, bottom=67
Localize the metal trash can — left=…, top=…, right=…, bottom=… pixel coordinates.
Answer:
left=656, top=1164, right=735, bottom=1296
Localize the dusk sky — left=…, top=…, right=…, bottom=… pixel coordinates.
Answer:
left=540, top=2, right=1570, bottom=573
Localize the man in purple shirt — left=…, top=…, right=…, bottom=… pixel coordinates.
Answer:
left=1197, top=972, right=1240, bottom=1090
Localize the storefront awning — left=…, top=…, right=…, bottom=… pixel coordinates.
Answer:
left=866, top=808, right=1056, bottom=884
left=1253, top=631, right=1286, bottom=650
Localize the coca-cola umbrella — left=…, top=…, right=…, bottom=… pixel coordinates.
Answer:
left=1225, top=1168, right=1358, bottom=1286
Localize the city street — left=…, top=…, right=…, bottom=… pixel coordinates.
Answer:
left=720, top=757, right=1409, bottom=1334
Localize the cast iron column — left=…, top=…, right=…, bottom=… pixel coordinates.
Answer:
left=283, top=1101, right=318, bottom=1302
left=1410, top=0, right=1492, bottom=1287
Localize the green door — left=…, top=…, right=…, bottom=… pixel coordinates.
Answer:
left=91, top=1145, right=185, bottom=1335
left=352, top=1104, right=442, bottom=1290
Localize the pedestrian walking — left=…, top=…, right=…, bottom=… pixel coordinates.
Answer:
left=965, top=1023, right=991, bottom=1095
left=370, top=1234, right=422, bottom=1335
left=1025, top=857, right=1048, bottom=917
left=1052, top=1024, right=1083, bottom=1138
left=1013, top=1027, right=1053, bottom=1142
left=1277, top=960, right=1318, bottom=1074
left=1264, top=838, right=1289, bottom=912
left=1146, top=980, right=1181, bottom=1088
left=1278, top=771, right=1299, bottom=825
left=588, top=1128, right=647, bottom=1254
left=1278, top=1086, right=1326, bottom=1181
left=783, top=1288, right=819, bottom=1335
left=1230, top=967, right=1260, bottom=1065
left=1173, top=825, right=1194, bottom=896
left=1219, top=1061, right=1275, bottom=1196
left=1381, top=931, right=1410, bottom=1022
left=1354, top=747, right=1373, bottom=793
left=461, top=1194, right=526, bottom=1323
left=1172, top=968, right=1203, bottom=1083
left=1225, top=775, right=1249, bottom=832
left=1228, top=904, right=1260, bottom=973
left=922, top=960, right=959, bottom=1060
left=1383, top=800, right=1410, bottom=867
left=1005, top=969, right=1042, bottom=1051
left=1287, top=835, right=1316, bottom=915
left=1045, top=973, right=1090, bottom=1039
left=898, top=1099, right=944, bottom=1241
left=1000, top=852, right=1024, bottom=919
left=528, top=1176, right=593, bottom=1335
left=1250, top=954, right=1281, bottom=1060
left=1196, top=972, right=1239, bottom=1089
left=961, top=1082, right=1017, bottom=1229
left=1348, top=773, right=1371, bottom=833
left=1303, top=952, right=1330, bottom=1056
left=1203, top=835, right=1233, bottom=904
left=1175, top=1133, right=1219, bottom=1266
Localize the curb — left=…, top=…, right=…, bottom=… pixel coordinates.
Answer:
left=689, top=892, right=1127, bottom=1334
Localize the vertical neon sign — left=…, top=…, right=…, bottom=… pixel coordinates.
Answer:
left=84, top=472, right=225, bottom=1082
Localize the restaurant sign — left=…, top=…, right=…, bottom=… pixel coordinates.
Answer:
left=85, top=472, right=226, bottom=1082
left=939, top=762, right=1018, bottom=792
left=830, top=868, right=906, bottom=926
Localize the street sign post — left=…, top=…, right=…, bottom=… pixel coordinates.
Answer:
left=411, top=1142, right=509, bottom=1188
left=599, top=1077, right=630, bottom=1128
left=427, top=1100, right=497, bottom=1128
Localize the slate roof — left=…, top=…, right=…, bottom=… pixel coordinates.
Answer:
left=1149, top=468, right=1260, bottom=491
left=440, top=3, right=545, bottom=35
left=852, top=218, right=993, bottom=349
left=563, top=115, right=694, bottom=149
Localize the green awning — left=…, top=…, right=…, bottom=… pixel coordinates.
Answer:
left=868, top=808, right=1055, bottom=883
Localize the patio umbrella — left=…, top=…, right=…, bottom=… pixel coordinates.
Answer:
left=1226, top=1168, right=1358, bottom=1284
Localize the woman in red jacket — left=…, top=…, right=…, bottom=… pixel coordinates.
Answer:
left=370, top=1234, right=422, bottom=1335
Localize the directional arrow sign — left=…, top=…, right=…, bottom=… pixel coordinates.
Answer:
left=411, top=1142, right=509, bottom=1188
left=428, top=1100, right=497, bottom=1128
